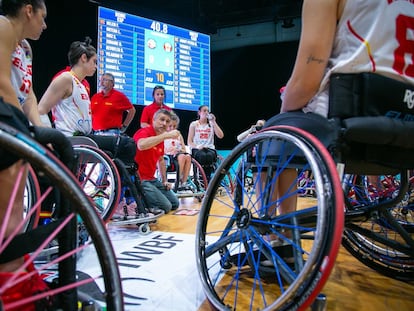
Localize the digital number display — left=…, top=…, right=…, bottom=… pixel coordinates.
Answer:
left=97, top=6, right=211, bottom=111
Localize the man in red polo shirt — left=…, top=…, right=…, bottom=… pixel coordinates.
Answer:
left=91, top=72, right=136, bottom=135
left=133, top=108, right=180, bottom=213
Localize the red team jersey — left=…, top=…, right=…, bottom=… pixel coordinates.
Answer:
left=140, top=102, right=171, bottom=126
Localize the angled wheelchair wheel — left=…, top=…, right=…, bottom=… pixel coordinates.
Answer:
left=342, top=174, right=372, bottom=209
left=73, top=144, right=121, bottom=222
left=342, top=173, right=414, bottom=281
left=0, top=124, right=123, bottom=310
left=214, top=154, right=235, bottom=195
left=189, top=158, right=208, bottom=200
left=171, top=157, right=208, bottom=201
left=196, top=126, right=344, bottom=311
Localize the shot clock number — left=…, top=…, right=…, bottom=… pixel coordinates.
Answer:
left=156, top=72, right=165, bottom=83
left=150, top=21, right=168, bottom=34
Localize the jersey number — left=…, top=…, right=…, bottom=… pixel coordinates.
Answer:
left=393, top=14, right=414, bottom=77
left=19, top=78, right=31, bottom=94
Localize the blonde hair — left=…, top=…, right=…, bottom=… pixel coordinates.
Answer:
left=170, top=111, right=180, bottom=126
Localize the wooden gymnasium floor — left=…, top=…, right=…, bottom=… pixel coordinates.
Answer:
left=151, top=196, right=414, bottom=311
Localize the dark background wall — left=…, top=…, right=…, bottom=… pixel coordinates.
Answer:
left=31, top=0, right=298, bottom=150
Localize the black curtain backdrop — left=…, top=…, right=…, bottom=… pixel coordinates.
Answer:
left=31, top=0, right=299, bottom=150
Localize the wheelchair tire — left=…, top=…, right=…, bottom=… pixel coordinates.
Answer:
left=23, top=164, right=41, bottom=231
left=342, top=173, right=414, bottom=281
left=73, top=144, right=122, bottom=222
left=0, top=123, right=123, bottom=310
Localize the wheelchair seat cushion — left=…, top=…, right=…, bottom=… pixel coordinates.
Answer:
left=264, top=111, right=338, bottom=148
left=192, top=148, right=217, bottom=168
left=253, top=112, right=339, bottom=168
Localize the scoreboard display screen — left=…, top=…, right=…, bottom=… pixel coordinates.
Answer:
left=97, top=6, right=211, bottom=111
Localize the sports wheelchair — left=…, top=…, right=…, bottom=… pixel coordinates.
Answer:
left=191, top=147, right=218, bottom=183
left=0, top=114, right=122, bottom=310
left=195, top=73, right=414, bottom=310
left=191, top=148, right=234, bottom=196
left=163, top=153, right=208, bottom=201
left=69, top=134, right=162, bottom=233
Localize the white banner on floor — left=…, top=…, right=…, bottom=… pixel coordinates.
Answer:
left=77, top=229, right=208, bottom=311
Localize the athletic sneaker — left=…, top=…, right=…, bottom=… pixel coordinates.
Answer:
left=125, top=201, right=138, bottom=216
left=113, top=199, right=141, bottom=219
left=112, top=198, right=127, bottom=219
left=177, top=185, right=194, bottom=194
left=137, top=212, right=155, bottom=219
left=177, top=182, right=191, bottom=191
left=182, top=182, right=192, bottom=189
left=148, top=207, right=164, bottom=215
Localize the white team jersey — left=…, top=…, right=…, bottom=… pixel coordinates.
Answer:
left=191, top=120, right=215, bottom=149
left=53, top=73, right=92, bottom=136
left=304, top=0, right=414, bottom=117
left=164, top=137, right=182, bottom=155
left=11, top=39, right=32, bottom=106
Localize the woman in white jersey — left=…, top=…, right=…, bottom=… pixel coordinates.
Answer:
left=38, top=37, right=138, bottom=170
left=0, top=0, right=51, bottom=307
left=187, top=104, right=224, bottom=181
left=38, top=37, right=97, bottom=136
left=282, top=0, right=414, bottom=116
left=10, top=38, right=46, bottom=126
left=265, top=0, right=414, bottom=240
left=164, top=112, right=192, bottom=190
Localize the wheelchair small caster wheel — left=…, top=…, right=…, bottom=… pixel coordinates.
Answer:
left=138, top=223, right=151, bottom=235
left=220, top=259, right=232, bottom=270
